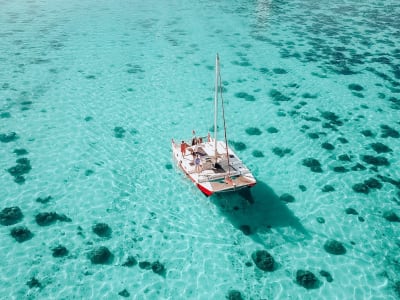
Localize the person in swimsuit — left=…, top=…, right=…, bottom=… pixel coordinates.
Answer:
left=195, top=155, right=202, bottom=173
left=180, top=141, right=187, bottom=157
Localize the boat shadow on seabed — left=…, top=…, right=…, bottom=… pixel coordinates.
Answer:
left=210, top=180, right=310, bottom=247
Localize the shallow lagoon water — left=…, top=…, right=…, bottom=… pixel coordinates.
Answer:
left=1, top=0, right=400, bottom=299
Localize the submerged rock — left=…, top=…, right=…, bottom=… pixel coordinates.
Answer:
left=272, top=147, right=292, bottom=157
left=36, top=196, right=52, bottom=204
left=230, top=141, right=246, bottom=151
left=0, top=206, right=23, bottom=226
left=370, top=142, right=392, bottom=153
left=302, top=158, right=322, bottom=172
left=227, top=290, right=244, bottom=300
left=280, top=193, right=295, bottom=203
left=151, top=261, right=165, bottom=275
left=10, top=226, right=33, bottom=243
left=122, top=256, right=137, bottom=267
left=380, top=124, right=399, bottom=138
left=266, top=126, right=279, bottom=133
left=364, top=178, right=382, bottom=189
left=92, top=223, right=112, bottom=238
left=361, top=155, right=390, bottom=166
left=88, top=246, right=113, bottom=264
left=352, top=183, right=369, bottom=194
left=251, top=250, right=276, bottom=272
left=345, top=208, right=358, bottom=215
left=319, top=270, right=333, bottom=282
left=35, top=212, right=71, bottom=226
left=324, top=239, right=346, bottom=255
left=245, top=127, right=262, bottom=135
left=0, top=132, right=18, bottom=143
left=114, top=126, right=126, bottom=138
left=383, top=211, right=400, bottom=222
left=139, top=261, right=152, bottom=270
left=52, top=245, right=69, bottom=257
left=118, top=289, right=130, bottom=298
left=321, top=142, right=335, bottom=150
left=239, top=225, right=251, bottom=235
left=26, top=277, right=41, bottom=289
left=296, top=270, right=320, bottom=289
left=322, top=185, right=335, bottom=192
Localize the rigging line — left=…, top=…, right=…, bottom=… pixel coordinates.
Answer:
left=218, top=64, right=231, bottom=177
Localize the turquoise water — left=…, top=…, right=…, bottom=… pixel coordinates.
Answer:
left=1, top=0, right=400, bottom=298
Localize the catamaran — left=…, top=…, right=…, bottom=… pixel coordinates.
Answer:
left=171, top=54, right=257, bottom=196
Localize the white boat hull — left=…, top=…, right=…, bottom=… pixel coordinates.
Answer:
left=172, top=139, right=256, bottom=196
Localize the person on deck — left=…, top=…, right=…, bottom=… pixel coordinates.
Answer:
left=195, top=155, right=202, bottom=173
left=191, top=130, right=197, bottom=146
left=180, top=141, right=187, bottom=157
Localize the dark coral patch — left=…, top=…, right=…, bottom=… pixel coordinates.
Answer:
left=333, top=166, right=348, bottom=173
left=380, top=124, right=399, bottom=138
left=52, top=245, right=69, bottom=257
left=227, top=290, right=244, bottom=300
left=27, top=277, right=41, bottom=289
left=273, top=68, right=287, bottom=74
left=383, top=211, right=400, bottom=222
left=36, top=196, right=52, bottom=204
left=0, top=132, right=18, bottom=143
left=35, top=212, right=71, bottom=226
left=351, top=163, right=366, bottom=171
left=338, top=154, right=351, bottom=162
left=118, top=289, right=130, bottom=298
left=364, top=178, right=382, bottom=189
left=92, top=223, right=112, bottom=238
left=151, top=261, right=166, bottom=275
left=320, top=111, right=343, bottom=126
left=7, top=157, right=31, bottom=184
left=230, top=141, right=246, bottom=151
left=370, top=142, right=392, bottom=153
left=361, top=129, right=374, bottom=137
left=165, top=163, right=173, bottom=170
left=251, top=250, right=276, bottom=272
left=1, top=112, right=11, bottom=118
left=10, top=226, right=33, bottom=243
left=337, top=137, right=349, bottom=144
left=307, top=132, right=320, bottom=139
left=296, top=270, right=321, bottom=289
left=269, top=89, right=291, bottom=102
left=0, top=206, right=23, bottom=226
left=322, top=185, right=335, bottom=192
left=302, top=93, right=318, bottom=99
left=324, top=239, right=346, bottom=255
left=239, top=225, right=251, bottom=235
left=361, top=155, right=389, bottom=166
left=352, top=183, right=369, bottom=194
left=122, top=256, right=137, bottom=267
left=234, top=92, right=255, bottom=101
left=266, top=127, right=279, bottom=133
left=114, top=126, right=126, bottom=138
left=139, top=261, right=152, bottom=270
left=252, top=150, right=264, bottom=158
left=13, top=148, right=28, bottom=156
left=321, top=142, right=334, bottom=150
left=280, top=193, right=295, bottom=203
left=345, top=208, right=358, bottom=215
left=348, top=83, right=364, bottom=91
left=88, top=246, right=113, bottom=264
left=319, top=270, right=333, bottom=282
left=245, top=127, right=262, bottom=135
left=302, top=158, right=322, bottom=173
left=272, top=147, right=292, bottom=157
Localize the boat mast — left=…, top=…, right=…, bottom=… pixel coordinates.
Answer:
left=214, top=53, right=219, bottom=159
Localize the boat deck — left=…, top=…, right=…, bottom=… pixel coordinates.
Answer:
left=172, top=139, right=256, bottom=194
